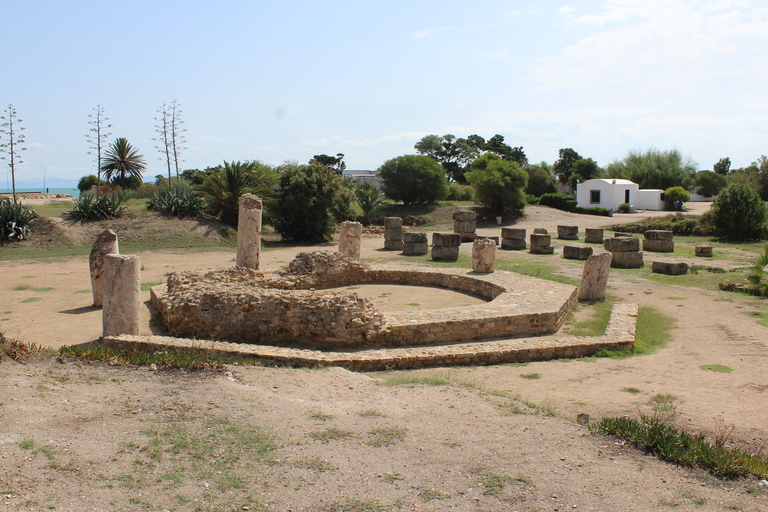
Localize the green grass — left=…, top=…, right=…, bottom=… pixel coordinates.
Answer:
left=378, top=373, right=453, bottom=387
left=419, top=488, right=451, bottom=502
left=621, top=387, right=642, bottom=394
left=496, top=258, right=579, bottom=286
left=20, top=297, right=42, bottom=303
left=307, top=428, right=355, bottom=443
left=564, top=299, right=614, bottom=337
left=477, top=471, right=533, bottom=497
left=58, top=344, right=272, bottom=369
left=664, top=296, right=688, bottom=300
left=366, top=426, right=407, bottom=447
left=308, top=411, right=333, bottom=421
left=140, top=281, right=162, bottom=292
left=635, top=306, right=675, bottom=355
left=520, top=373, right=540, bottom=380
left=12, top=284, right=32, bottom=291
left=700, top=364, right=733, bottom=373
left=292, top=456, right=335, bottom=473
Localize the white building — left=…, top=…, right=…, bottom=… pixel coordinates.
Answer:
left=576, top=178, right=665, bottom=212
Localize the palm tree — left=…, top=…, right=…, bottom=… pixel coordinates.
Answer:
left=100, top=138, right=147, bottom=188
left=195, top=160, right=277, bottom=226
left=355, top=182, right=386, bottom=224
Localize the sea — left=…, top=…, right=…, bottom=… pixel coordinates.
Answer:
left=0, top=187, right=80, bottom=197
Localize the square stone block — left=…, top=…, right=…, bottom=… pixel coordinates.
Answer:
left=383, top=217, right=403, bottom=228
left=695, top=246, right=713, bottom=257
left=403, top=232, right=427, bottom=244
left=642, top=239, right=674, bottom=252
left=563, top=245, right=594, bottom=260
left=530, top=233, right=552, bottom=247
left=476, top=236, right=499, bottom=246
left=652, top=260, right=688, bottom=275
left=605, top=237, right=640, bottom=252
left=402, top=242, right=428, bottom=255
left=384, top=240, right=404, bottom=251
left=432, top=232, right=462, bottom=247
left=557, top=225, right=579, bottom=240
left=431, top=245, right=460, bottom=261
left=530, top=245, right=555, bottom=255
left=533, top=228, right=548, bottom=234
left=584, top=228, right=604, bottom=244
left=645, top=230, right=674, bottom=241
left=452, top=210, right=476, bottom=222
left=501, top=227, right=526, bottom=240
left=610, top=251, right=644, bottom=268
left=501, top=239, right=527, bottom=250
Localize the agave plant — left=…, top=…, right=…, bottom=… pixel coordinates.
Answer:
left=147, top=189, right=203, bottom=218
left=747, top=244, right=768, bottom=297
left=64, top=193, right=125, bottom=222
left=0, top=198, right=37, bottom=241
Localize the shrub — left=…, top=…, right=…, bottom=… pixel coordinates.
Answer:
left=663, top=186, right=691, bottom=210
left=378, top=155, right=448, bottom=205
left=465, top=153, right=528, bottom=213
left=710, top=183, right=767, bottom=240
left=77, top=175, right=106, bottom=192
left=146, top=189, right=204, bottom=218
left=617, top=202, right=631, bottom=213
left=134, top=182, right=160, bottom=199
left=692, top=170, right=727, bottom=197
left=611, top=213, right=715, bottom=237
left=354, top=182, right=386, bottom=221
left=446, top=182, right=474, bottom=201
left=64, top=193, right=125, bottom=222
left=747, top=244, right=768, bottom=297
left=573, top=206, right=612, bottom=217
left=524, top=165, right=557, bottom=197
left=526, top=194, right=540, bottom=205
left=0, top=199, right=37, bottom=241
left=539, top=193, right=575, bottom=211
left=274, top=163, right=355, bottom=243
left=196, top=160, right=277, bottom=226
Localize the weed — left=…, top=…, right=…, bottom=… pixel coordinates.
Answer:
left=621, top=387, right=642, bottom=394
left=20, top=297, right=42, bottom=303
left=443, top=440, right=461, bottom=447
left=325, top=498, right=393, bottom=512
left=477, top=471, right=533, bottom=497
left=664, top=296, right=688, bottom=300
left=367, top=426, right=407, bottom=447
left=307, top=428, right=355, bottom=443
left=309, top=411, right=333, bottom=421
left=19, top=437, right=35, bottom=449
left=358, top=409, right=386, bottom=418
left=700, top=364, right=733, bottom=373
left=501, top=361, right=529, bottom=367
left=419, top=487, right=451, bottom=502
left=292, top=456, right=336, bottom=473
left=12, top=284, right=32, bottom=291
left=33, top=287, right=53, bottom=293
left=407, top=302, right=420, bottom=307
left=379, top=373, right=452, bottom=387
left=75, top=289, right=91, bottom=294
left=520, top=373, right=540, bottom=380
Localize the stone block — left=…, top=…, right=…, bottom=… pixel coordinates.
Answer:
left=501, top=228, right=526, bottom=240
left=454, top=220, right=477, bottom=233
left=614, top=232, right=634, bottom=237
left=431, top=245, right=460, bottom=261
left=533, top=228, right=548, bottom=234
left=477, top=236, right=499, bottom=246
left=530, top=233, right=551, bottom=247
left=384, top=239, right=404, bottom=251
left=472, top=238, right=496, bottom=273
left=102, top=254, right=141, bottom=337
left=457, top=231, right=477, bottom=242
left=610, top=251, right=644, bottom=268
left=563, top=245, right=593, bottom=260
left=432, top=232, right=462, bottom=247
left=501, top=239, right=527, bottom=250
left=403, top=232, right=427, bottom=243
left=652, top=261, right=689, bottom=275
left=695, top=246, right=713, bottom=257
left=452, top=210, right=476, bottom=222
left=584, top=228, right=604, bottom=244
left=605, top=237, right=640, bottom=252
left=383, top=217, right=403, bottom=228
left=236, top=193, right=263, bottom=269
left=578, top=252, right=612, bottom=302
left=642, top=239, right=674, bottom=253
left=384, top=226, right=403, bottom=241
left=645, top=230, right=673, bottom=241
left=530, top=245, right=555, bottom=255
left=89, top=229, right=119, bottom=308
left=402, top=242, right=428, bottom=256
left=557, top=225, right=579, bottom=240
left=338, top=221, right=363, bottom=261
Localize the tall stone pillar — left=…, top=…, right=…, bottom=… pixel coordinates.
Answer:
left=89, top=229, right=119, bottom=307
left=383, top=217, right=404, bottom=250
left=578, top=252, right=612, bottom=302
left=472, top=238, right=496, bottom=273
left=236, top=194, right=263, bottom=269
left=102, top=254, right=141, bottom=337
left=338, top=221, right=363, bottom=260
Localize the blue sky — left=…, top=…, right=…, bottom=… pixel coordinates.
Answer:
left=3, top=0, right=767, bottom=186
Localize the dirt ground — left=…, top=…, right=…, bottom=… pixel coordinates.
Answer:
left=2, top=202, right=768, bottom=511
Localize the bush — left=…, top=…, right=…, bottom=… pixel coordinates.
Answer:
left=465, top=153, right=528, bottom=213
left=354, top=182, right=386, bottom=221
left=617, top=203, right=631, bottom=213
left=135, top=182, right=160, bottom=199
left=610, top=213, right=715, bottom=237
left=64, top=193, right=125, bottom=222
left=77, top=175, right=107, bottom=192
left=692, top=170, right=727, bottom=197
left=526, top=194, right=540, bottom=205
left=0, top=199, right=37, bottom=241
left=747, top=245, right=768, bottom=297
left=539, top=193, right=575, bottom=211
left=378, top=155, right=448, bottom=205
left=664, top=186, right=691, bottom=210
left=574, top=206, right=612, bottom=217
left=446, top=182, right=474, bottom=201
left=146, top=189, right=204, bottom=218
left=275, top=163, right=355, bottom=243
left=710, top=183, right=767, bottom=240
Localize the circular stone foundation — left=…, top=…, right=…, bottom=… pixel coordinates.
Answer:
left=150, top=251, right=578, bottom=349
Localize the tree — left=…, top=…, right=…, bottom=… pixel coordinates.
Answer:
left=100, top=138, right=147, bottom=188
left=153, top=100, right=187, bottom=194
left=714, top=157, right=731, bottom=175
left=86, top=104, right=112, bottom=199
left=663, top=186, right=690, bottom=210
left=169, top=100, right=186, bottom=192
left=355, top=182, right=386, bottom=222
left=484, top=134, right=528, bottom=167
left=710, top=183, right=767, bottom=240
left=274, top=163, right=355, bottom=242
left=309, top=153, right=346, bottom=175
left=691, top=170, right=727, bottom=197
left=606, top=148, right=696, bottom=190
left=0, top=105, right=27, bottom=204
left=414, top=134, right=482, bottom=184
left=568, top=158, right=601, bottom=187
left=553, top=148, right=583, bottom=184
left=195, top=160, right=277, bottom=226
left=77, top=175, right=106, bottom=192
left=465, top=153, right=528, bottom=214
left=523, top=163, right=557, bottom=197
left=377, top=155, right=448, bottom=205
left=153, top=103, right=173, bottom=189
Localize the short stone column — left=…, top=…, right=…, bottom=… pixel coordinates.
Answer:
left=402, top=232, right=428, bottom=255
left=642, top=230, right=674, bottom=253
left=530, top=233, right=554, bottom=254
left=605, top=236, right=643, bottom=268
left=652, top=261, right=689, bottom=275
left=431, top=233, right=461, bottom=261
left=383, top=217, right=403, bottom=250
left=501, top=228, right=526, bottom=250
left=563, top=245, right=593, bottom=260
left=102, top=254, right=141, bottom=337
left=557, top=225, right=579, bottom=240
left=338, top=221, right=363, bottom=261
left=578, top=252, right=612, bottom=301
left=236, top=194, right=262, bottom=269
left=89, top=229, right=119, bottom=307
left=472, top=238, right=496, bottom=273
left=453, top=210, right=477, bottom=242
left=584, top=228, right=604, bottom=244
left=695, top=246, right=713, bottom=257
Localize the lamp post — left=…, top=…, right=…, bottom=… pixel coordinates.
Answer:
left=39, top=164, right=46, bottom=193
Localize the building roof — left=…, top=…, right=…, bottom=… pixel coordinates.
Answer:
left=580, top=178, right=637, bottom=186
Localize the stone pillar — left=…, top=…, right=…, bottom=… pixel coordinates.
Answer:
left=402, top=232, right=429, bottom=255
left=338, top=221, right=363, bottom=261
left=89, top=229, right=119, bottom=308
left=557, top=225, right=579, bottom=240
left=102, top=254, right=141, bottom=337
left=472, top=238, right=496, bottom=273
left=453, top=210, right=477, bottom=242
left=530, top=233, right=554, bottom=254
left=605, top=236, right=643, bottom=268
left=501, top=228, right=526, bottom=250
left=383, top=217, right=403, bottom=250
left=431, top=233, right=461, bottom=261
left=642, top=230, right=674, bottom=253
left=584, top=228, right=604, bottom=244
left=236, top=194, right=262, bottom=269
left=578, top=252, right=612, bottom=302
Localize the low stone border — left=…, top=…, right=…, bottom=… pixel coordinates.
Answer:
left=104, top=304, right=638, bottom=371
